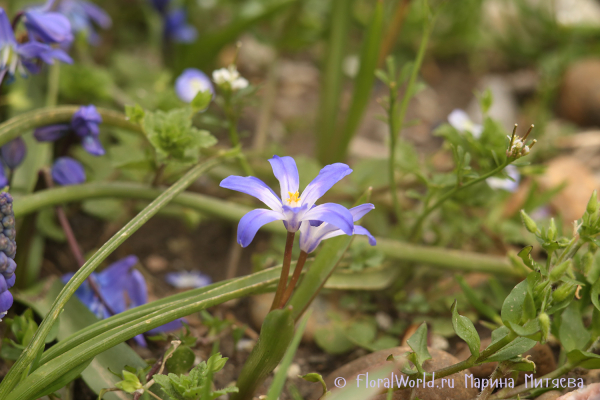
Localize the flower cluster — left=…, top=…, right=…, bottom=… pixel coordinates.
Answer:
left=0, top=5, right=73, bottom=84
left=63, top=256, right=182, bottom=346
left=507, top=124, right=536, bottom=159
left=213, top=65, right=249, bottom=92
left=220, top=155, right=375, bottom=251
left=35, top=104, right=104, bottom=156
left=0, top=193, right=16, bottom=320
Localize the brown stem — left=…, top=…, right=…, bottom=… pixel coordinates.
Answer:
left=377, top=0, right=411, bottom=67
left=279, top=251, right=308, bottom=307
left=270, top=231, right=295, bottom=311
left=41, top=169, right=117, bottom=316
left=133, top=355, right=164, bottom=400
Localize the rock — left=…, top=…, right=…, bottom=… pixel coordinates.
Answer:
left=557, top=382, right=600, bottom=399
left=316, top=346, right=478, bottom=400
left=537, top=156, right=599, bottom=224
left=536, top=391, right=563, bottom=400
left=456, top=338, right=556, bottom=383
left=559, top=59, right=600, bottom=126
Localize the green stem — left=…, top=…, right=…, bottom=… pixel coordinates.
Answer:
left=45, top=64, right=60, bottom=108
left=409, top=160, right=510, bottom=241
left=0, top=150, right=237, bottom=397
left=387, top=83, right=402, bottom=226
left=12, top=183, right=522, bottom=277
left=0, top=105, right=143, bottom=147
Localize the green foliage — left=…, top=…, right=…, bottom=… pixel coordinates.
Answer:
left=141, top=108, right=217, bottom=163
left=166, top=346, right=196, bottom=376
left=114, top=370, right=143, bottom=393
left=154, top=353, right=238, bottom=400
left=450, top=300, right=480, bottom=359
left=406, top=323, right=431, bottom=369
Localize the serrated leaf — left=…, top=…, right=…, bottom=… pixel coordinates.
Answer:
left=407, top=323, right=431, bottom=367
left=451, top=300, right=480, bottom=358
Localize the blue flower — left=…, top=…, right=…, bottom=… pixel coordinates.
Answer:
left=299, top=204, right=376, bottom=254
left=164, top=8, right=197, bottom=43
left=52, top=157, right=86, bottom=186
left=220, top=155, right=354, bottom=247
left=1, top=137, right=27, bottom=170
left=165, top=271, right=212, bottom=289
left=34, top=105, right=104, bottom=156
left=62, top=256, right=183, bottom=345
left=24, top=3, right=74, bottom=45
left=0, top=8, right=72, bottom=83
left=149, top=0, right=170, bottom=14
left=55, top=0, right=111, bottom=45
left=175, top=68, right=214, bottom=104
left=0, top=192, right=17, bottom=320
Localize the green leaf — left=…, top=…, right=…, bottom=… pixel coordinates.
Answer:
left=332, top=0, right=384, bottom=161
left=124, top=104, right=145, bottom=125
left=265, top=312, right=311, bottom=400
left=501, top=280, right=529, bottom=325
left=166, top=346, right=196, bottom=375
left=485, top=337, right=537, bottom=362
left=407, top=323, right=431, bottom=368
left=115, top=370, right=142, bottom=394
left=314, top=321, right=355, bottom=355
left=567, top=349, right=600, bottom=369
left=299, top=372, right=327, bottom=397
left=451, top=300, right=480, bottom=358
left=31, top=358, right=93, bottom=399
left=346, top=320, right=377, bottom=348
left=559, top=303, right=591, bottom=352
left=591, top=277, right=600, bottom=312
left=455, top=275, right=501, bottom=323
left=190, top=90, right=212, bottom=113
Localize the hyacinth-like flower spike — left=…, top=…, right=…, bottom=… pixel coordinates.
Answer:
left=220, top=155, right=355, bottom=247
left=0, top=192, right=17, bottom=320
left=175, top=68, right=214, bottom=103
left=299, top=204, right=377, bottom=254
left=1, top=137, right=27, bottom=170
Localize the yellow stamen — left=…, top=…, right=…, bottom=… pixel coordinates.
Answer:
left=287, top=191, right=301, bottom=204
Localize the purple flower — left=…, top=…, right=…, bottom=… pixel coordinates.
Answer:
left=0, top=192, right=16, bottom=320
left=34, top=105, right=104, bottom=156
left=175, top=68, right=214, bottom=103
left=165, top=271, right=212, bottom=289
left=220, top=155, right=354, bottom=247
left=55, top=0, right=111, bottom=45
left=0, top=7, right=72, bottom=84
left=51, top=157, right=86, bottom=185
left=24, top=3, right=74, bottom=45
left=164, top=8, right=197, bottom=43
left=299, top=204, right=376, bottom=254
left=1, top=137, right=27, bottom=169
left=62, top=256, right=183, bottom=345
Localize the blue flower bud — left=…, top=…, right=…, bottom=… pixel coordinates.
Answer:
left=52, top=157, right=86, bottom=186
left=34, top=124, right=70, bottom=142
left=24, top=9, right=74, bottom=45
left=1, top=137, right=27, bottom=169
left=0, top=252, right=7, bottom=272
left=2, top=258, right=16, bottom=278
left=71, top=105, right=102, bottom=137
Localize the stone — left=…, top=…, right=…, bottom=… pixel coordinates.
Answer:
left=559, top=59, right=600, bottom=126
left=316, top=346, right=478, bottom=400
left=557, top=383, right=600, bottom=399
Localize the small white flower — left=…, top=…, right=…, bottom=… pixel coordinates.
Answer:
left=165, top=271, right=211, bottom=289
left=487, top=164, right=520, bottom=192
left=212, top=65, right=249, bottom=91
left=448, top=109, right=483, bottom=139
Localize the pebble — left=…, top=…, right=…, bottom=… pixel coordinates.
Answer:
left=559, top=59, right=600, bottom=126
left=556, top=383, right=600, bottom=399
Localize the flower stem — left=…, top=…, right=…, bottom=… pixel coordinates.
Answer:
left=387, top=82, right=403, bottom=227
left=409, top=160, right=510, bottom=242
left=279, top=250, right=308, bottom=307
left=270, top=231, right=296, bottom=311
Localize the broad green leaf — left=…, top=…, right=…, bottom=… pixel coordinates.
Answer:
left=346, top=320, right=377, bottom=348
left=32, top=359, right=93, bottom=399
left=559, top=303, right=591, bottom=352
left=190, top=90, right=212, bottom=113
left=501, top=280, right=529, bottom=325
left=485, top=337, right=537, bottom=362
left=591, top=278, right=600, bottom=312
left=450, top=300, right=480, bottom=358
left=407, top=323, right=431, bottom=367
left=166, top=346, right=196, bottom=375
left=314, top=322, right=355, bottom=355
left=265, top=312, right=311, bottom=400
left=567, top=349, right=600, bottom=369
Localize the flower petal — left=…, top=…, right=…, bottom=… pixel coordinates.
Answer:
left=349, top=203, right=375, bottom=222
left=300, top=163, right=352, bottom=207
left=353, top=226, right=376, bottom=246
left=448, top=109, right=470, bottom=132
left=128, top=269, right=148, bottom=307
left=268, top=155, right=299, bottom=200
left=51, top=157, right=86, bottom=185
left=237, top=209, right=283, bottom=247
left=302, top=203, right=353, bottom=236
left=220, top=175, right=282, bottom=212
left=81, top=135, right=105, bottom=156
left=33, top=124, right=70, bottom=141
left=1, top=137, right=27, bottom=169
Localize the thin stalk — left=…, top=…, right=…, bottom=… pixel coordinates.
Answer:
left=409, top=161, right=510, bottom=241
left=478, top=363, right=505, bottom=400
left=152, top=163, right=166, bottom=187
left=280, top=250, right=308, bottom=307
left=0, top=150, right=236, bottom=397
left=45, top=63, right=60, bottom=107
left=224, top=93, right=253, bottom=176
left=271, top=231, right=296, bottom=311
left=387, top=82, right=402, bottom=225
left=252, top=59, right=279, bottom=152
